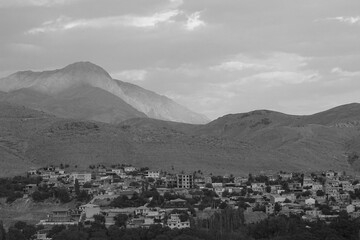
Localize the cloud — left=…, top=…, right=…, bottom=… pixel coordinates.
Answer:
left=185, top=11, right=206, bottom=31
left=27, top=10, right=182, bottom=34
left=209, top=52, right=318, bottom=86
left=321, top=16, right=360, bottom=25
left=211, top=52, right=310, bottom=72
left=0, top=0, right=81, bottom=8
left=244, top=71, right=320, bottom=86
left=211, top=61, right=271, bottom=72
left=112, top=70, right=148, bottom=82
left=332, top=67, right=360, bottom=77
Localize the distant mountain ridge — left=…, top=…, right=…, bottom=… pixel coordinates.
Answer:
left=0, top=62, right=209, bottom=124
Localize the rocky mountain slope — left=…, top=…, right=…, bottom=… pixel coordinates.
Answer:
left=0, top=62, right=209, bottom=124
left=1, top=101, right=360, bottom=176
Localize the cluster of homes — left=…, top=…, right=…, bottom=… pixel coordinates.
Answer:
left=25, top=166, right=360, bottom=240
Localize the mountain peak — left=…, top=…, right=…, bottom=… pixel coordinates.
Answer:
left=0, top=62, right=209, bottom=124
left=62, top=61, right=111, bottom=78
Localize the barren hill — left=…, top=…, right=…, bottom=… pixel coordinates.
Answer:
left=0, top=62, right=209, bottom=124
left=1, top=102, right=360, bottom=176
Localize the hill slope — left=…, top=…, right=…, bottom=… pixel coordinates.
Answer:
left=0, top=62, right=209, bottom=124
left=1, top=102, right=360, bottom=176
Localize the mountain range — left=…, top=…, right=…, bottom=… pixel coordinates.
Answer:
left=0, top=62, right=359, bottom=177
left=0, top=62, right=209, bottom=124
left=0, top=100, right=359, bottom=176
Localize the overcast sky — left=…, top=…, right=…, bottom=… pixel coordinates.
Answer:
left=1, top=0, right=360, bottom=119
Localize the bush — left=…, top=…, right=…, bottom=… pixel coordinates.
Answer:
left=6, top=192, right=23, bottom=203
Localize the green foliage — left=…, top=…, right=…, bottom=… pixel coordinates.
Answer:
left=302, top=190, right=312, bottom=197
left=110, top=194, right=147, bottom=208
left=75, top=179, right=80, bottom=196
left=55, top=188, right=71, bottom=203
left=316, top=190, right=325, bottom=197
left=93, top=214, right=106, bottom=224
left=32, top=190, right=51, bottom=202
left=6, top=191, right=23, bottom=203
left=0, top=176, right=40, bottom=202
left=114, top=214, right=128, bottom=228
left=7, top=227, right=26, bottom=240
left=52, top=229, right=89, bottom=240
left=77, top=190, right=91, bottom=202
left=48, top=225, right=66, bottom=238
left=83, top=182, right=92, bottom=188
left=2, top=215, right=360, bottom=240
left=0, top=221, right=6, bottom=240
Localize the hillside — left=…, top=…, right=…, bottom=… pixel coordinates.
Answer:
left=0, top=86, right=147, bottom=124
left=1, top=102, right=360, bottom=176
left=0, top=62, right=209, bottom=124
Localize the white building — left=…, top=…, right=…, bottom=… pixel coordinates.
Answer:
left=112, top=169, right=124, bottom=176
left=166, top=214, right=190, bottom=229
left=305, top=198, right=316, bottom=205
left=124, top=167, right=136, bottom=173
left=269, top=194, right=286, bottom=204
left=71, top=172, right=92, bottom=185
left=146, top=171, right=160, bottom=179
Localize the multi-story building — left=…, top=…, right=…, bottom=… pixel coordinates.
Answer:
left=165, top=175, right=177, bottom=188
left=111, top=168, right=124, bottom=175
left=166, top=214, right=190, bottom=229
left=71, top=172, right=92, bottom=185
left=176, top=174, right=194, bottom=189
left=146, top=171, right=160, bottom=179
left=234, top=176, right=248, bottom=185
left=279, top=172, right=293, bottom=180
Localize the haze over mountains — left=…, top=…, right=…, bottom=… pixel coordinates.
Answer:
left=0, top=62, right=209, bottom=124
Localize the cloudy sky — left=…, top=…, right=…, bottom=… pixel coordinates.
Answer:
left=1, top=0, right=360, bottom=119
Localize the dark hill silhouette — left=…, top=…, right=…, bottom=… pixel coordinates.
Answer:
left=0, top=101, right=360, bottom=176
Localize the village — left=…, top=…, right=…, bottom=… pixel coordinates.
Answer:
left=16, top=164, right=360, bottom=239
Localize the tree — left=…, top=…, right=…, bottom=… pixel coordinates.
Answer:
left=274, top=202, right=281, bottom=212
left=48, top=225, right=66, bottom=238
left=114, top=214, right=128, bottom=228
left=93, top=214, right=106, bottom=224
left=302, top=191, right=312, bottom=197
left=14, top=221, right=27, bottom=230
left=218, top=202, right=228, bottom=209
left=56, top=188, right=71, bottom=203
left=83, top=182, right=92, bottom=188
left=74, top=179, right=80, bottom=196
left=7, top=227, right=26, bottom=240
left=77, top=190, right=90, bottom=202
left=0, top=221, right=6, bottom=240
left=53, top=230, right=88, bottom=240
left=316, top=190, right=325, bottom=197
left=22, top=225, right=37, bottom=240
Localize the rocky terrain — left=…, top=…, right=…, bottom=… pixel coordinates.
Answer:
left=0, top=62, right=209, bottom=124
left=0, top=101, right=360, bottom=176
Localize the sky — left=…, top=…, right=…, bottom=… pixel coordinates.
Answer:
left=1, top=0, right=360, bottom=120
